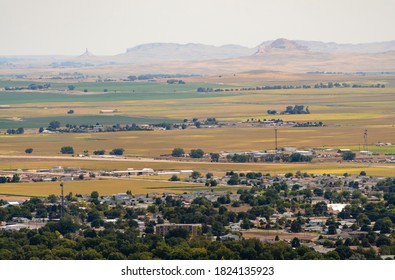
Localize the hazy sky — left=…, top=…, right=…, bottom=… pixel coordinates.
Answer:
left=1, top=0, right=395, bottom=55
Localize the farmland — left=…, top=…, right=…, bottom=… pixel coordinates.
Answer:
left=1, top=74, right=395, bottom=196
left=0, top=126, right=394, bottom=157
left=0, top=179, right=210, bottom=197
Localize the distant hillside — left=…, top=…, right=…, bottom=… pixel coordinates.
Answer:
left=255, top=38, right=308, bottom=54
left=257, top=39, right=395, bottom=53
left=117, top=43, right=255, bottom=62
left=1, top=38, right=395, bottom=75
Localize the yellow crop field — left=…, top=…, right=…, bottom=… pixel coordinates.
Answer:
left=0, top=157, right=394, bottom=177
left=0, top=179, right=203, bottom=197
left=0, top=124, right=394, bottom=157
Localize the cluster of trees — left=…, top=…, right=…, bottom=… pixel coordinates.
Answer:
left=0, top=223, right=330, bottom=260
left=43, top=121, right=157, bottom=134
left=282, top=105, right=310, bottom=114
left=60, top=146, right=74, bottom=154
left=59, top=147, right=125, bottom=156
left=267, top=105, right=310, bottom=115
left=109, top=148, right=125, bottom=156
left=294, top=121, right=324, bottom=127
left=4, top=83, right=50, bottom=91
left=196, top=84, right=316, bottom=93
left=6, top=128, right=24, bottom=135
left=1, top=170, right=395, bottom=260
left=166, top=79, right=185, bottom=84
left=2, top=178, right=394, bottom=260
left=47, top=121, right=61, bottom=131
left=245, top=118, right=284, bottom=124
left=93, top=150, right=105, bottom=155
left=40, top=118, right=218, bottom=135
left=342, top=151, right=356, bottom=161
left=171, top=148, right=205, bottom=158
left=0, top=174, right=20, bottom=184
left=313, top=82, right=385, bottom=89
left=127, top=74, right=194, bottom=81
left=63, top=123, right=152, bottom=133
left=227, top=153, right=312, bottom=163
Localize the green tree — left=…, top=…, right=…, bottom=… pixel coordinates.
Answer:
left=171, top=148, right=185, bottom=157
left=89, top=191, right=100, bottom=204
left=47, top=194, right=58, bottom=203
left=60, top=146, right=74, bottom=154
left=373, top=217, right=393, bottom=234
left=313, top=202, right=328, bottom=215
left=25, top=148, right=33, bottom=154
left=67, top=85, right=75, bottom=90
left=11, top=174, right=20, bottom=183
left=210, top=153, right=220, bottom=162
left=342, top=151, right=356, bottom=161
left=291, top=219, right=302, bottom=233
left=169, top=175, right=180, bottom=181
left=191, top=171, right=201, bottom=179
left=110, top=148, right=125, bottom=156
left=327, top=224, right=337, bottom=234
left=190, top=149, right=204, bottom=158
left=227, top=173, right=239, bottom=185
left=48, top=121, right=61, bottom=130
left=93, top=150, right=105, bottom=155
left=291, top=237, right=301, bottom=248
left=165, top=228, right=190, bottom=239
left=16, top=127, right=24, bottom=134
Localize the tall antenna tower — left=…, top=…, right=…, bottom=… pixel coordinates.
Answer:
left=363, top=129, right=368, bottom=151
left=274, top=126, right=278, bottom=153
left=60, top=182, right=64, bottom=218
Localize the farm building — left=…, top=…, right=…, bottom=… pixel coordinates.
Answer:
left=100, top=109, right=118, bottom=114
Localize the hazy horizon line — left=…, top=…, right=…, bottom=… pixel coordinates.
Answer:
left=1, top=37, right=395, bottom=57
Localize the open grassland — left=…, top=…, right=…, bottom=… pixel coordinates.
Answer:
left=0, top=157, right=393, bottom=177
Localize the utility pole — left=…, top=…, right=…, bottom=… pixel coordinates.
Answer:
left=60, top=181, right=64, bottom=218
left=363, top=129, right=368, bottom=151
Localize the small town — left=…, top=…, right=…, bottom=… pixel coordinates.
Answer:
left=1, top=164, right=394, bottom=260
